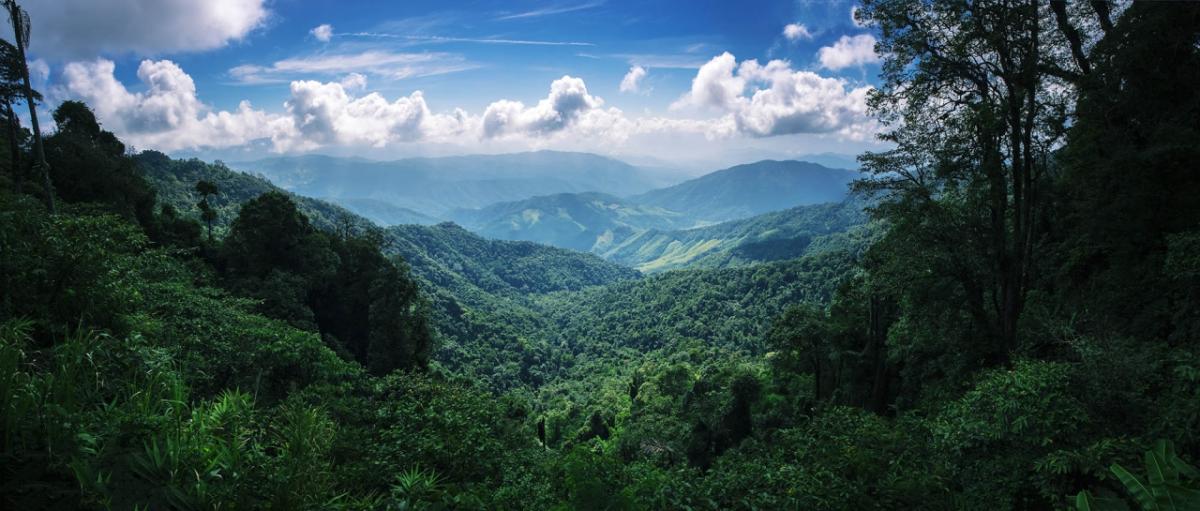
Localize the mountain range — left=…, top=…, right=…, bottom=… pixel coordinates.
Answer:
left=443, top=159, right=863, bottom=262
left=598, top=198, right=873, bottom=272
left=629, top=160, right=857, bottom=223
left=448, top=192, right=691, bottom=252
left=230, top=151, right=679, bottom=218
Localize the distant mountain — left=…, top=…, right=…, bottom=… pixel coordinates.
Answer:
left=599, top=198, right=872, bottom=273
left=448, top=192, right=692, bottom=252
left=330, top=198, right=440, bottom=226
left=629, top=160, right=857, bottom=223
left=229, top=151, right=668, bottom=217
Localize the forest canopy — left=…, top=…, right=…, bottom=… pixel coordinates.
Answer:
left=2, top=1, right=1200, bottom=509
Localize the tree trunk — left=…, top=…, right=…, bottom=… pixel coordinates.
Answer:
left=8, top=1, right=53, bottom=214
left=4, top=98, right=20, bottom=195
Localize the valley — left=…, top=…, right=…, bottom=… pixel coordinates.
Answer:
left=140, top=151, right=870, bottom=392
left=6, top=2, right=1197, bottom=508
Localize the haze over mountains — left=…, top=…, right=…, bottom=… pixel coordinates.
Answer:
left=629, top=160, right=856, bottom=223
left=443, top=159, right=860, bottom=261
left=226, top=152, right=863, bottom=266
left=232, top=151, right=679, bottom=218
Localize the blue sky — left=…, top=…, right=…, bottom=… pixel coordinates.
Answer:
left=17, top=0, right=884, bottom=168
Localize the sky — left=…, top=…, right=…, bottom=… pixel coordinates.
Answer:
left=14, top=0, right=886, bottom=169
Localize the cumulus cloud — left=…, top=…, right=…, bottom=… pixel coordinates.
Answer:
left=672, top=52, right=744, bottom=110
left=310, top=24, right=334, bottom=42
left=817, top=34, right=879, bottom=70
left=56, top=58, right=473, bottom=152
left=278, top=80, right=469, bottom=150
left=23, top=0, right=268, bottom=59
left=619, top=65, right=647, bottom=93
left=59, top=59, right=283, bottom=150
left=50, top=54, right=877, bottom=157
left=782, top=23, right=813, bottom=41
left=482, top=75, right=634, bottom=142
left=672, top=52, right=875, bottom=139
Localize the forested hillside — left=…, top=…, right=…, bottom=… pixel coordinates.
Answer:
left=4, top=1, right=1200, bottom=510
left=599, top=198, right=873, bottom=272
left=629, top=160, right=855, bottom=223
left=449, top=192, right=692, bottom=252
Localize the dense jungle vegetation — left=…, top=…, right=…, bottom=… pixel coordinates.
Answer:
left=3, top=1, right=1200, bottom=509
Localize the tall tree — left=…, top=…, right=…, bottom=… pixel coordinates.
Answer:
left=854, top=0, right=1100, bottom=363
left=0, top=40, right=32, bottom=195
left=3, top=0, right=52, bottom=213
left=195, top=180, right=219, bottom=242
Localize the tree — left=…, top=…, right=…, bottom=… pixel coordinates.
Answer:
left=3, top=0, right=52, bottom=213
left=195, top=180, right=218, bottom=242
left=854, top=0, right=1107, bottom=364
left=1052, top=2, right=1200, bottom=339
left=0, top=39, right=34, bottom=195
left=768, top=304, right=833, bottom=401
left=45, top=101, right=156, bottom=225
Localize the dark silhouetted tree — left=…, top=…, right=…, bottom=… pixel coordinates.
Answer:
left=3, top=0, right=52, bottom=213
left=195, top=180, right=218, bottom=242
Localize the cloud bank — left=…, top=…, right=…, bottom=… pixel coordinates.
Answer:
left=673, top=52, right=875, bottom=139
left=52, top=52, right=876, bottom=153
left=24, top=0, right=268, bottom=59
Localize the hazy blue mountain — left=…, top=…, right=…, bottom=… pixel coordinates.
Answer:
left=448, top=192, right=692, bottom=252
left=330, top=197, right=441, bottom=226
left=629, top=160, right=857, bottom=223
left=598, top=198, right=872, bottom=273
left=229, top=151, right=669, bottom=217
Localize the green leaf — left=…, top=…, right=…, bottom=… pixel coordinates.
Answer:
left=1112, top=462, right=1157, bottom=511
left=1147, top=450, right=1172, bottom=486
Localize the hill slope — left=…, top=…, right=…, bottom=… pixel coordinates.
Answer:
left=600, top=198, right=872, bottom=273
left=230, top=151, right=670, bottom=217
left=330, top=197, right=440, bottom=226
left=629, top=160, right=856, bottom=223
left=448, top=192, right=691, bottom=252
left=137, top=152, right=640, bottom=388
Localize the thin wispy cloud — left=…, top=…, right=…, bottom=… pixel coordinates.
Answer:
left=229, top=50, right=478, bottom=84
left=618, top=53, right=709, bottom=69
left=495, top=1, right=605, bottom=21
left=348, top=32, right=595, bottom=47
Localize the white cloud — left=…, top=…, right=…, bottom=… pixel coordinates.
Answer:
left=59, top=59, right=282, bottom=151
left=22, top=0, right=268, bottom=59
left=29, top=59, right=50, bottom=82
left=278, top=80, right=469, bottom=150
left=496, top=1, right=605, bottom=20
left=783, top=23, right=813, bottom=41
left=339, top=73, right=368, bottom=90
left=619, top=65, right=647, bottom=93
left=671, top=52, right=744, bottom=110
left=50, top=54, right=878, bottom=158
left=229, top=50, right=476, bottom=84
left=672, top=52, right=876, bottom=139
left=310, top=24, right=334, bottom=42
left=817, top=34, right=879, bottom=70
left=482, top=75, right=613, bottom=137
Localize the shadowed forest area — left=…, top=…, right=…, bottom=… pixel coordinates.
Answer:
left=2, top=1, right=1200, bottom=509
